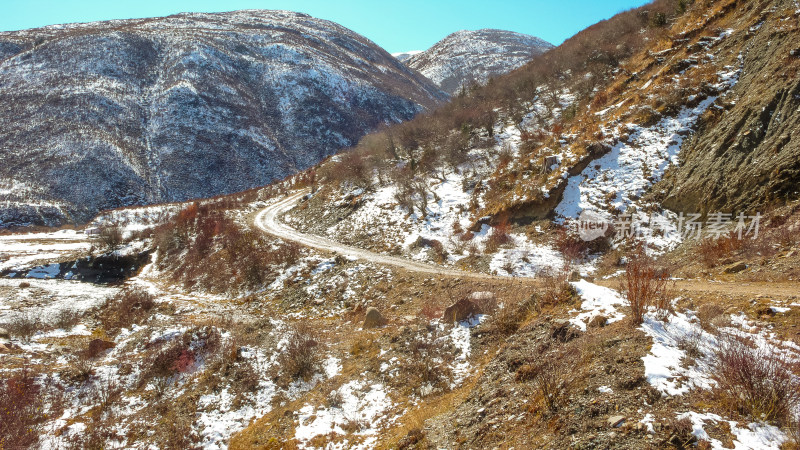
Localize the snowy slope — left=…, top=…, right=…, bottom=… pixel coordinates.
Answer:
left=392, top=50, right=422, bottom=62
left=406, top=29, right=553, bottom=95
left=0, top=10, right=447, bottom=228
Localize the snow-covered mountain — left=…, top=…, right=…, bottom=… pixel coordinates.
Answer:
left=0, top=10, right=446, bottom=227
left=391, top=50, right=422, bottom=62
left=406, top=29, right=553, bottom=95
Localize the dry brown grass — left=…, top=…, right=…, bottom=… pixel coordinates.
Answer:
left=697, top=232, right=746, bottom=267
left=1, top=312, right=41, bottom=343
left=99, top=288, right=155, bottom=334
left=516, top=346, right=578, bottom=412
left=0, top=367, right=61, bottom=448
left=277, top=321, right=322, bottom=383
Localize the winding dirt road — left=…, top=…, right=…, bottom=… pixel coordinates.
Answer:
left=255, top=191, right=800, bottom=298
left=254, top=190, right=498, bottom=280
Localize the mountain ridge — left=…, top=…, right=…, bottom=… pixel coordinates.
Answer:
left=0, top=9, right=446, bottom=228
left=405, top=28, right=554, bottom=95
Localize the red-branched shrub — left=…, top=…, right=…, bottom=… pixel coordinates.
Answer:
left=172, top=349, right=196, bottom=373
left=713, top=335, right=800, bottom=427
left=0, top=368, right=50, bottom=448
left=620, top=246, right=671, bottom=325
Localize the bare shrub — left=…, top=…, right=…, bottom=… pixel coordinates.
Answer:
left=99, top=288, right=155, bottom=333
left=0, top=367, right=49, bottom=448
left=279, top=322, right=321, bottom=382
left=696, top=303, right=725, bottom=331
left=712, top=336, right=800, bottom=426
left=485, top=296, right=537, bottom=337
left=419, top=303, right=445, bottom=321
left=410, top=237, right=448, bottom=263
left=97, top=221, right=124, bottom=251
left=51, top=308, right=82, bottom=330
left=620, top=246, right=672, bottom=325
left=664, top=416, right=696, bottom=448
left=788, top=417, right=800, bottom=450
left=404, top=330, right=455, bottom=396
left=539, top=272, right=579, bottom=307
left=516, top=347, right=577, bottom=411
left=3, top=312, right=41, bottom=343
left=555, top=227, right=611, bottom=262
left=65, top=353, right=94, bottom=384
left=485, top=215, right=512, bottom=253
left=138, top=327, right=222, bottom=397
left=697, top=232, right=745, bottom=267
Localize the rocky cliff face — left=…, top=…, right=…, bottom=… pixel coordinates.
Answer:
left=0, top=10, right=446, bottom=227
left=654, top=7, right=800, bottom=215
left=405, top=29, right=553, bottom=95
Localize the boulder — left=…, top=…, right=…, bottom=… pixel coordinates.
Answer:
left=608, top=415, right=626, bottom=428
left=467, top=291, right=497, bottom=313
left=441, top=298, right=480, bottom=324
left=550, top=319, right=581, bottom=342
left=86, top=339, right=116, bottom=358
left=723, top=261, right=747, bottom=274
left=363, top=307, right=387, bottom=328
left=587, top=314, right=608, bottom=329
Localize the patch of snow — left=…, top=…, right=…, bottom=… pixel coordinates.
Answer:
left=294, top=380, right=394, bottom=448
left=640, top=310, right=717, bottom=396
left=569, top=280, right=626, bottom=331
left=677, top=411, right=787, bottom=449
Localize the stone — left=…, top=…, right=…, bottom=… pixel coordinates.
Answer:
left=86, top=339, right=116, bottom=358
left=542, top=155, right=560, bottom=173
left=468, top=291, right=497, bottom=313
left=587, top=314, right=608, bottom=329
left=363, top=307, right=387, bottom=328
left=608, top=415, right=626, bottom=428
left=550, top=319, right=581, bottom=342
left=441, top=298, right=480, bottom=324
left=723, top=261, right=747, bottom=274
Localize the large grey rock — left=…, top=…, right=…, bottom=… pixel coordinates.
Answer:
left=363, top=307, right=387, bottom=329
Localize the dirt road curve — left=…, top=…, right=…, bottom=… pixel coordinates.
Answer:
left=255, top=191, right=800, bottom=296
left=254, top=191, right=498, bottom=280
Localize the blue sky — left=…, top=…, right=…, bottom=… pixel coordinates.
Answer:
left=2, top=0, right=652, bottom=53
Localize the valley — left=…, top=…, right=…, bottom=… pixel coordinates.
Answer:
left=1, top=0, right=800, bottom=449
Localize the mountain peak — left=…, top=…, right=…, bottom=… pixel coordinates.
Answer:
left=405, top=28, right=553, bottom=95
